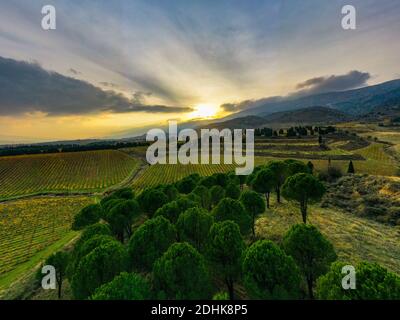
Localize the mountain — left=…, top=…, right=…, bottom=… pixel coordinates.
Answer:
left=262, top=106, right=352, bottom=124
left=227, top=79, right=400, bottom=119
left=201, top=106, right=351, bottom=130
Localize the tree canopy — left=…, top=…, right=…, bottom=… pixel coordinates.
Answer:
left=282, top=173, right=326, bottom=223
left=283, top=224, right=337, bottom=298
left=243, top=240, right=301, bottom=299
left=153, top=242, right=211, bottom=300
left=128, top=216, right=176, bottom=271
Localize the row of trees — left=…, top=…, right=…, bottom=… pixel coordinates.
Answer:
left=254, top=126, right=337, bottom=138
left=43, top=159, right=399, bottom=300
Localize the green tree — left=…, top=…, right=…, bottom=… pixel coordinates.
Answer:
left=284, top=159, right=310, bottom=176
left=154, top=201, right=181, bottom=223
left=207, top=221, right=245, bottom=300
left=192, top=185, right=212, bottom=209
left=72, top=204, right=103, bottom=230
left=239, top=190, right=265, bottom=237
left=251, top=168, right=274, bottom=208
left=316, top=261, right=400, bottom=300
left=128, top=216, right=176, bottom=271
left=112, top=188, right=135, bottom=200
left=347, top=160, right=355, bottom=174
left=160, top=184, right=179, bottom=202
left=210, top=185, right=226, bottom=207
left=137, top=188, right=168, bottom=218
left=243, top=240, right=301, bottom=299
left=176, top=175, right=198, bottom=194
left=307, top=161, right=314, bottom=174
left=153, top=242, right=211, bottom=300
left=200, top=175, right=217, bottom=188
left=283, top=224, right=337, bottom=299
left=68, top=235, right=116, bottom=280
left=71, top=239, right=128, bottom=299
left=265, top=161, right=288, bottom=203
left=225, top=183, right=241, bottom=200
left=176, top=207, right=214, bottom=251
left=282, top=173, right=326, bottom=223
left=213, top=292, right=229, bottom=300
left=44, top=251, right=70, bottom=299
left=104, top=199, right=141, bottom=242
left=90, top=272, right=151, bottom=300
left=212, top=198, right=252, bottom=235
left=213, top=173, right=229, bottom=187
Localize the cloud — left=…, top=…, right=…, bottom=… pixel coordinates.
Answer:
left=295, top=70, right=371, bottom=95
left=68, top=68, right=81, bottom=75
left=99, top=81, right=119, bottom=88
left=0, top=56, right=192, bottom=116
left=220, top=97, right=283, bottom=113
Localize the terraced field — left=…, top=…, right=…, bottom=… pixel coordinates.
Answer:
left=0, top=150, right=140, bottom=200
left=0, top=196, right=93, bottom=284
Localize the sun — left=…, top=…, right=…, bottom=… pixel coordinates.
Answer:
left=189, top=103, right=219, bottom=119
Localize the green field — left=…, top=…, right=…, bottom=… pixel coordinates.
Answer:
left=0, top=150, right=140, bottom=200
left=0, top=196, right=93, bottom=292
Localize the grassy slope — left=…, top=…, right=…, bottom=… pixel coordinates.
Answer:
left=256, top=195, right=400, bottom=275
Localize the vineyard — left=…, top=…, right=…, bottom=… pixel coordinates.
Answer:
left=131, top=163, right=237, bottom=191
left=0, top=150, right=140, bottom=200
left=0, top=196, right=93, bottom=280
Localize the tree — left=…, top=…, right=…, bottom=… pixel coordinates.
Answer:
left=213, top=173, right=229, bottom=187
left=72, top=204, right=103, bottom=230
left=159, top=184, right=179, bottom=202
left=111, top=188, right=135, bottom=200
left=284, top=159, right=309, bottom=176
left=213, top=292, right=229, bottom=300
left=283, top=224, right=337, bottom=299
left=192, top=185, right=212, bottom=210
left=239, top=190, right=266, bottom=237
left=90, top=272, right=151, bottom=300
left=68, top=235, right=116, bottom=280
left=307, top=161, right=314, bottom=174
left=104, top=199, right=141, bottom=242
left=347, top=160, right=355, bottom=174
left=153, top=242, right=211, bottom=299
left=265, top=161, right=288, bottom=203
left=251, top=168, right=274, bottom=208
left=206, top=221, right=245, bottom=300
left=225, top=183, right=241, bottom=200
left=282, top=173, right=326, bottom=223
left=243, top=240, right=301, bottom=299
left=44, top=251, right=70, bottom=299
left=316, top=261, right=400, bottom=300
left=71, top=239, right=128, bottom=299
left=128, top=216, right=176, bottom=271
left=212, top=198, right=252, bottom=235
left=176, top=207, right=214, bottom=251
left=78, top=223, right=112, bottom=244
left=176, top=175, right=198, bottom=194
left=210, top=185, right=226, bottom=207
left=154, top=201, right=181, bottom=223
left=137, top=188, right=168, bottom=218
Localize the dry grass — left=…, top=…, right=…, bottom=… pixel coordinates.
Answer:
left=256, top=195, right=400, bottom=275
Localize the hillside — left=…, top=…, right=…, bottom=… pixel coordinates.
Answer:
left=226, top=79, right=400, bottom=118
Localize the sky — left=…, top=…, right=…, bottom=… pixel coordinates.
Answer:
left=0, top=0, right=399, bottom=143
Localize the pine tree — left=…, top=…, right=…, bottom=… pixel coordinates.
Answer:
left=347, top=160, right=355, bottom=174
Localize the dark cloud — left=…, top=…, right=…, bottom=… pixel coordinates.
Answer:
left=220, top=97, right=283, bottom=113
left=295, top=70, right=371, bottom=95
left=99, top=81, right=119, bottom=88
left=0, top=57, right=192, bottom=116
left=68, top=68, right=81, bottom=75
